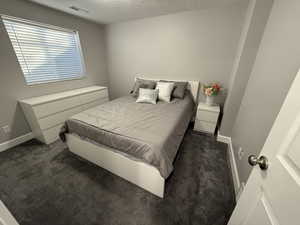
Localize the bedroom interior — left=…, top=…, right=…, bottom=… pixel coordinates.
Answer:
left=0, top=0, right=300, bottom=225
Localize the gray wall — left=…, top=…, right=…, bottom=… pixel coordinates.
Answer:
left=0, top=0, right=108, bottom=143
left=220, top=0, right=273, bottom=136
left=231, top=0, right=300, bottom=183
left=105, top=2, right=248, bottom=100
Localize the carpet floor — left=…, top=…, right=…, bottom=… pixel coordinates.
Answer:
left=0, top=129, right=235, bottom=225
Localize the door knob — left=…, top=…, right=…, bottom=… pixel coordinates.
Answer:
left=248, top=155, right=268, bottom=170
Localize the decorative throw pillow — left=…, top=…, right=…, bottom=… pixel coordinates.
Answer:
left=136, top=88, right=159, bottom=104
left=160, top=80, right=188, bottom=99
left=131, top=78, right=156, bottom=97
left=156, top=81, right=175, bottom=102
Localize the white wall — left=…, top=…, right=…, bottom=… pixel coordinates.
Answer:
left=220, top=0, right=273, bottom=136
left=105, top=2, right=248, bottom=100
left=230, top=0, right=300, bottom=184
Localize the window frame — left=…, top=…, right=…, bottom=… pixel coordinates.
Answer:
left=1, top=14, right=87, bottom=86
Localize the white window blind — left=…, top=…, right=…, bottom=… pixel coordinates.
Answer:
left=2, top=16, right=85, bottom=85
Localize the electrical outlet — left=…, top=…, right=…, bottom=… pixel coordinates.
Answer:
left=2, top=125, right=11, bottom=134
left=238, top=147, right=244, bottom=160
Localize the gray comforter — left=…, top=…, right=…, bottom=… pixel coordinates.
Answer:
left=62, top=93, right=195, bottom=178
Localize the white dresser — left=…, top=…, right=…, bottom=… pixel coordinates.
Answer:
left=20, top=86, right=109, bottom=144
left=194, top=103, right=220, bottom=134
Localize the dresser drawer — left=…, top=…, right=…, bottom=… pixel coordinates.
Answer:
left=20, top=86, right=108, bottom=144
left=38, top=106, right=83, bottom=130
left=82, top=97, right=109, bottom=110
left=196, top=109, right=219, bottom=123
left=80, top=89, right=108, bottom=104
left=42, top=124, right=63, bottom=144
left=194, top=120, right=216, bottom=134
left=33, top=96, right=81, bottom=118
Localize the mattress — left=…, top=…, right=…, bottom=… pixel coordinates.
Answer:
left=62, top=92, right=195, bottom=178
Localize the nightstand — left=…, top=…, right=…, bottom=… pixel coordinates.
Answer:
left=194, top=103, right=220, bottom=134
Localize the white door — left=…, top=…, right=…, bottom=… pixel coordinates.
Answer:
left=228, top=69, right=300, bottom=225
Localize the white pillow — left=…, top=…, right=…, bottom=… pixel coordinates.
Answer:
left=136, top=88, right=158, bottom=104
left=156, top=82, right=175, bottom=102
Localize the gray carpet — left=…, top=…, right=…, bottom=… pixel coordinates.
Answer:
left=0, top=129, right=235, bottom=225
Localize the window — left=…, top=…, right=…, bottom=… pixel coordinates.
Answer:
left=2, top=16, right=85, bottom=85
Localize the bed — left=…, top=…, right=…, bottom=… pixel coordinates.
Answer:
left=61, top=78, right=200, bottom=198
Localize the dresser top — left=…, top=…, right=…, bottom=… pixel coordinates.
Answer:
left=198, top=102, right=220, bottom=113
left=19, top=86, right=107, bottom=106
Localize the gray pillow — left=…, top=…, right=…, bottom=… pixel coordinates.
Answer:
left=131, top=78, right=156, bottom=97
left=160, top=80, right=188, bottom=99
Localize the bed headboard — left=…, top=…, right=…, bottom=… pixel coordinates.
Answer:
left=135, top=77, right=200, bottom=103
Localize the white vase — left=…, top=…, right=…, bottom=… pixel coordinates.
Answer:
left=205, top=95, right=215, bottom=106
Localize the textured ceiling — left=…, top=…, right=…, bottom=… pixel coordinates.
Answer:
left=28, top=0, right=246, bottom=24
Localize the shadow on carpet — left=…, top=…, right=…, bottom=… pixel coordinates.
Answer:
left=0, top=129, right=235, bottom=225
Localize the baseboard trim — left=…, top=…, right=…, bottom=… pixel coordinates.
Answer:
left=0, top=132, right=34, bottom=152
left=217, top=133, right=241, bottom=198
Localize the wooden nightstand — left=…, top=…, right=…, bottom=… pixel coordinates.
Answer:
left=194, top=103, right=220, bottom=135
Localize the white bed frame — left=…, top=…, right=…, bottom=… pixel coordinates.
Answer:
left=66, top=78, right=200, bottom=198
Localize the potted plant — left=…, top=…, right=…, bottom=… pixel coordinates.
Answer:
left=203, top=83, right=221, bottom=106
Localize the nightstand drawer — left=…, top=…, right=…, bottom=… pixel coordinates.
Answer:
left=196, top=110, right=219, bottom=123
left=194, top=120, right=216, bottom=134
